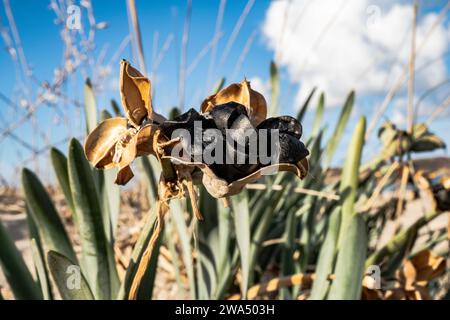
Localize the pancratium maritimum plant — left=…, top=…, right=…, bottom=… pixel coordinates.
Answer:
left=84, top=60, right=309, bottom=299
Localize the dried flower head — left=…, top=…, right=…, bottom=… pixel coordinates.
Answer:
left=84, top=60, right=310, bottom=299
left=84, top=61, right=309, bottom=205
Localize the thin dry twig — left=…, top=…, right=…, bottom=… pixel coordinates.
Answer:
left=126, top=0, right=146, bottom=73
left=177, top=0, right=192, bottom=109
left=366, top=1, right=450, bottom=139
left=219, top=0, right=255, bottom=66
left=358, top=162, right=400, bottom=212
left=407, top=3, right=418, bottom=134
left=231, top=29, right=257, bottom=79
left=206, top=0, right=226, bottom=89
left=245, top=183, right=340, bottom=201
left=426, top=95, right=450, bottom=126
left=395, top=164, right=410, bottom=225
left=186, top=32, right=223, bottom=77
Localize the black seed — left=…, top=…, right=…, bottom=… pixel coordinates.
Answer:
left=257, top=116, right=302, bottom=139
left=161, top=108, right=216, bottom=160
left=210, top=102, right=248, bottom=131
left=267, top=133, right=309, bottom=165
left=160, top=108, right=202, bottom=138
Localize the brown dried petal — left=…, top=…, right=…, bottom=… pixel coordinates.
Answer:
left=384, top=288, right=407, bottom=300
left=402, top=260, right=417, bottom=291
left=410, top=250, right=445, bottom=282
left=136, top=123, right=159, bottom=156
left=84, top=117, right=128, bottom=169
left=200, top=80, right=267, bottom=126
left=115, top=165, right=134, bottom=185
left=120, top=60, right=152, bottom=127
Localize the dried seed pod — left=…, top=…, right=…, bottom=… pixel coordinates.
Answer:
left=120, top=60, right=152, bottom=127
left=257, top=116, right=302, bottom=139
left=201, top=80, right=267, bottom=126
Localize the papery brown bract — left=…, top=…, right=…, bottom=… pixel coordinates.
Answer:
left=120, top=60, right=152, bottom=127
left=165, top=156, right=308, bottom=198
left=84, top=60, right=162, bottom=185
left=201, top=80, right=267, bottom=126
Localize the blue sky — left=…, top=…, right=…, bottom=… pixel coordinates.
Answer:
left=0, top=0, right=449, bottom=184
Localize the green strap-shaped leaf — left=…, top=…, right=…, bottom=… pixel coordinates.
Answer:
left=97, top=109, right=121, bottom=245
left=170, top=199, right=196, bottom=298
left=213, top=200, right=233, bottom=299
left=140, top=156, right=160, bottom=205
left=328, top=214, right=367, bottom=300
left=22, top=168, right=76, bottom=262
left=47, top=251, right=94, bottom=300
left=296, top=87, right=317, bottom=123
left=213, top=77, right=226, bottom=94
left=0, top=221, right=42, bottom=300
left=100, top=169, right=120, bottom=242
left=309, top=207, right=341, bottom=300
left=196, top=187, right=220, bottom=299
left=50, top=148, right=74, bottom=213
left=164, top=220, right=186, bottom=298
left=117, top=204, right=164, bottom=300
left=324, top=91, right=355, bottom=168
left=269, top=60, right=280, bottom=116
left=30, top=239, right=52, bottom=300
left=100, top=109, right=113, bottom=121
left=280, top=208, right=296, bottom=299
left=68, top=138, right=116, bottom=299
left=231, top=190, right=251, bottom=299
left=26, top=205, right=53, bottom=300
left=84, top=78, right=97, bottom=134
left=311, top=92, right=325, bottom=137
left=110, top=99, right=122, bottom=116
left=337, top=117, right=366, bottom=248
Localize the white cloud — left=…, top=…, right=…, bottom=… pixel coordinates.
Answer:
left=261, top=0, right=450, bottom=107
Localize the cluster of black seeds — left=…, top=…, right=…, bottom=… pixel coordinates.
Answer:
left=160, top=102, right=309, bottom=182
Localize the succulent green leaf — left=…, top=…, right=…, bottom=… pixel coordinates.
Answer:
left=328, top=214, right=367, bottom=300
left=47, top=251, right=94, bottom=300
left=68, top=138, right=117, bottom=299
left=324, top=91, right=355, bottom=167
left=231, top=190, right=251, bottom=298
left=84, top=78, right=97, bottom=134
left=30, top=239, right=52, bottom=300
left=337, top=116, right=366, bottom=248
left=269, top=60, right=280, bottom=116
left=0, top=221, right=42, bottom=300
left=309, top=207, right=341, bottom=300
left=50, top=147, right=74, bottom=213
left=296, top=87, right=317, bottom=123
left=22, top=168, right=76, bottom=262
